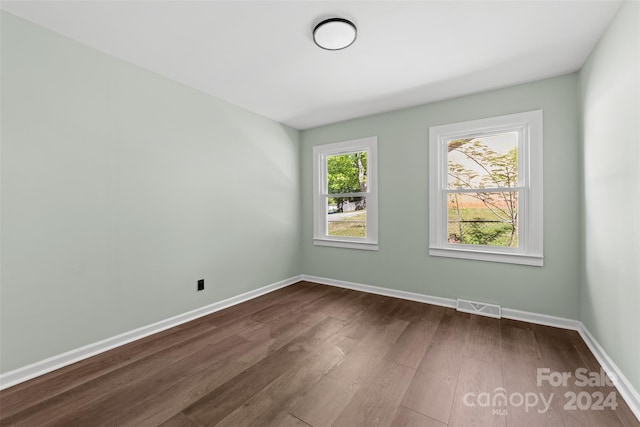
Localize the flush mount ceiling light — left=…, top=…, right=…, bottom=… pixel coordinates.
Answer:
left=313, top=18, right=357, bottom=50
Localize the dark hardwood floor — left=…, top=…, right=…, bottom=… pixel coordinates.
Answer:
left=0, top=281, right=638, bottom=426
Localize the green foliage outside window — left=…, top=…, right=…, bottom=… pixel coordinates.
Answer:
left=447, top=137, right=519, bottom=247
left=327, top=152, right=367, bottom=212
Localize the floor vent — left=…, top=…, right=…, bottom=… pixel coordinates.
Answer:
left=456, top=298, right=501, bottom=318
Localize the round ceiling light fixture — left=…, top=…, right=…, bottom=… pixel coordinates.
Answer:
left=313, top=18, right=357, bottom=50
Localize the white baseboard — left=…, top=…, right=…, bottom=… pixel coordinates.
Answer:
left=301, top=274, right=457, bottom=309
left=2, top=273, right=638, bottom=423
left=0, top=275, right=303, bottom=390
left=578, top=324, right=640, bottom=422
left=500, top=307, right=582, bottom=330
left=303, top=274, right=640, bottom=422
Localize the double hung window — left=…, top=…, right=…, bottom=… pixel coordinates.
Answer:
left=313, top=137, right=378, bottom=250
left=429, top=111, right=543, bottom=266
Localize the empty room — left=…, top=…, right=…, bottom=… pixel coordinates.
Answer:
left=1, top=1, right=638, bottom=426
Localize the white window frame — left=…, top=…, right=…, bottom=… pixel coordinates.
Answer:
left=429, top=110, right=543, bottom=266
left=313, top=137, right=378, bottom=251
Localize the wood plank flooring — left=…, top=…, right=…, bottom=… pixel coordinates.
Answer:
left=0, top=281, right=638, bottom=426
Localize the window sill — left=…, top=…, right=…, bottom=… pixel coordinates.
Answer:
left=313, top=238, right=379, bottom=251
left=429, top=247, right=543, bottom=266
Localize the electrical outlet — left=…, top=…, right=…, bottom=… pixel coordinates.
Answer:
left=197, top=278, right=204, bottom=291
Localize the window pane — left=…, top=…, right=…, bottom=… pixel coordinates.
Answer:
left=327, top=196, right=366, bottom=238
left=327, top=152, right=367, bottom=194
left=447, top=192, right=518, bottom=247
left=447, top=132, right=518, bottom=189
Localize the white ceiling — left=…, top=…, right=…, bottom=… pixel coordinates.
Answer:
left=1, top=1, right=621, bottom=129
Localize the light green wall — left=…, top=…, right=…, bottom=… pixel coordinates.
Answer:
left=301, top=75, right=581, bottom=319
left=579, top=1, right=640, bottom=393
left=0, top=12, right=301, bottom=373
